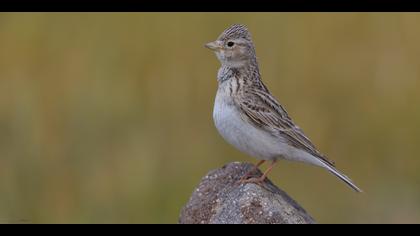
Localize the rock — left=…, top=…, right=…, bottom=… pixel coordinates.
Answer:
left=179, top=162, right=315, bottom=224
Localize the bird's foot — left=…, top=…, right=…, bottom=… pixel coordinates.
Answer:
left=236, top=160, right=268, bottom=185
left=238, top=172, right=252, bottom=182
left=238, top=175, right=266, bottom=186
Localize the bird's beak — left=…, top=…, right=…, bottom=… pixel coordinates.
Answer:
left=205, top=41, right=222, bottom=51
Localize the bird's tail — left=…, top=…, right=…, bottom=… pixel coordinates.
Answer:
left=319, top=161, right=363, bottom=193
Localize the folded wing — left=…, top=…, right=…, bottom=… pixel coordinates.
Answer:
left=235, top=88, right=335, bottom=166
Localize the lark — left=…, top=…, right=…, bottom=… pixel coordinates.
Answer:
left=205, top=24, right=362, bottom=192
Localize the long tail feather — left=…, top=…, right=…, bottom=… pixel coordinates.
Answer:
left=320, top=161, right=363, bottom=193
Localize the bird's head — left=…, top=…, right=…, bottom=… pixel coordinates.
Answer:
left=205, top=24, right=256, bottom=68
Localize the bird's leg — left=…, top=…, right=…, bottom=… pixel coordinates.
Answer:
left=241, top=160, right=277, bottom=184
left=238, top=160, right=265, bottom=183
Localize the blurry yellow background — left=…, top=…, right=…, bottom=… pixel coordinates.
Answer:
left=1, top=13, right=420, bottom=223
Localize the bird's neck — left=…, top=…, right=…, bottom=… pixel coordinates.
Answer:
left=243, top=58, right=261, bottom=78
left=219, top=59, right=261, bottom=82
left=218, top=58, right=270, bottom=93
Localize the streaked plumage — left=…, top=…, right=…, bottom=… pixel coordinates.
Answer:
left=206, top=24, right=362, bottom=192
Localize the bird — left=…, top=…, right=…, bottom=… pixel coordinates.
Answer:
left=205, top=24, right=362, bottom=192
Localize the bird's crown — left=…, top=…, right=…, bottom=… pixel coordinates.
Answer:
left=218, top=24, right=252, bottom=41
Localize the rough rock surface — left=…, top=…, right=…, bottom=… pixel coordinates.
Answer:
left=179, top=162, right=315, bottom=224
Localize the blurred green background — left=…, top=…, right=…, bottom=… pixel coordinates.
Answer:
left=1, top=13, right=420, bottom=224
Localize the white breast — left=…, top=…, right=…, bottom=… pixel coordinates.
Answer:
left=213, top=85, right=281, bottom=160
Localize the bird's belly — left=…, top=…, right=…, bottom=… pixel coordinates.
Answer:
left=213, top=96, right=280, bottom=160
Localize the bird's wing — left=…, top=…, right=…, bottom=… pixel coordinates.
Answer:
left=235, top=88, right=335, bottom=166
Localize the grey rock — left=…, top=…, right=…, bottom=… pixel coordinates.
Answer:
left=179, top=162, right=315, bottom=224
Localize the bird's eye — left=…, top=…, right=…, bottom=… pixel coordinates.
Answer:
left=227, top=41, right=235, bottom=47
